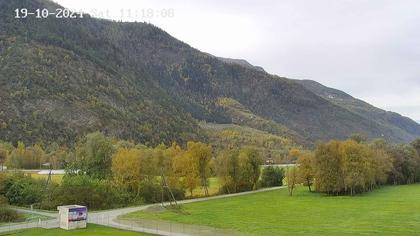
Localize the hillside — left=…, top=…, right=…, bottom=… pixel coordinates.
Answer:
left=295, top=80, right=420, bottom=142
left=0, top=0, right=419, bottom=146
left=201, top=122, right=295, bottom=163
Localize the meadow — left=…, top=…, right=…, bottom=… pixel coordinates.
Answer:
left=29, top=173, right=63, bottom=183
left=121, top=184, right=420, bottom=235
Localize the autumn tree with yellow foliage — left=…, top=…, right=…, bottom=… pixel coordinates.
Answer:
left=112, top=148, right=144, bottom=195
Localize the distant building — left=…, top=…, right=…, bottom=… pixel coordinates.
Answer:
left=265, top=158, right=275, bottom=165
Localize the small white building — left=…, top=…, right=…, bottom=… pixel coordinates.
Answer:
left=57, top=205, right=88, bottom=230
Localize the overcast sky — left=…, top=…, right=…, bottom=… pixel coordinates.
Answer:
left=54, top=0, right=420, bottom=122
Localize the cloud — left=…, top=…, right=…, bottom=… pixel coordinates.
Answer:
left=54, top=0, right=420, bottom=121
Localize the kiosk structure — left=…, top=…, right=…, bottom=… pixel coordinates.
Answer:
left=57, top=205, right=87, bottom=230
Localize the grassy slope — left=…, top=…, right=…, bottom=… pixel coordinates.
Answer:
left=122, top=185, right=420, bottom=235
left=1, top=224, right=151, bottom=236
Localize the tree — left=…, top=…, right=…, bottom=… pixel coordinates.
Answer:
left=173, top=149, right=199, bottom=197
left=163, top=142, right=184, bottom=190
left=297, top=151, right=314, bottom=192
left=287, top=166, right=298, bottom=196
left=0, top=148, right=7, bottom=171
left=216, top=148, right=240, bottom=193
left=313, top=141, right=344, bottom=194
left=185, top=142, right=212, bottom=196
left=239, top=148, right=263, bottom=190
left=0, top=142, right=13, bottom=171
left=6, top=142, right=45, bottom=169
left=24, top=144, right=44, bottom=169
left=387, top=144, right=419, bottom=185
left=288, top=148, right=301, bottom=163
left=56, top=175, right=121, bottom=210
left=111, top=148, right=143, bottom=195
left=75, top=132, right=114, bottom=179
left=340, top=140, right=371, bottom=195
left=7, top=142, right=26, bottom=169
left=370, top=142, right=392, bottom=187
left=260, top=166, right=284, bottom=187
left=312, top=139, right=394, bottom=195
left=412, top=139, right=420, bottom=157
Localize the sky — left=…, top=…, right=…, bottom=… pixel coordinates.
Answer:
left=54, top=0, right=420, bottom=122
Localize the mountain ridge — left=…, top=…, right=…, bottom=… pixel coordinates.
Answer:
left=0, top=0, right=419, bottom=147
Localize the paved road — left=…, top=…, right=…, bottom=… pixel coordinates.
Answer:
left=15, top=208, right=58, bottom=218
left=2, top=186, right=286, bottom=235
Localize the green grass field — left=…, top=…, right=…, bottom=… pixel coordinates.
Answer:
left=1, top=224, right=151, bottom=236
left=30, top=173, right=63, bottom=183
left=122, top=184, right=420, bottom=235
left=191, top=177, right=221, bottom=197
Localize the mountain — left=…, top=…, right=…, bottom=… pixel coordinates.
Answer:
left=217, top=57, right=266, bottom=72
left=0, top=0, right=419, bottom=147
left=295, top=80, right=420, bottom=142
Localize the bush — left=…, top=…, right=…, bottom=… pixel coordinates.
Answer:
left=4, top=173, right=45, bottom=206
left=54, top=175, right=122, bottom=210
left=138, top=180, right=185, bottom=203
left=0, top=207, right=21, bottom=222
left=0, top=195, right=8, bottom=205
left=260, top=166, right=284, bottom=187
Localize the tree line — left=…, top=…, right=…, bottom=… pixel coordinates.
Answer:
left=0, top=132, right=283, bottom=210
left=288, top=138, right=420, bottom=196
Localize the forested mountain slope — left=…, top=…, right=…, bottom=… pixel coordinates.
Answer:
left=0, top=0, right=419, bottom=146
left=295, top=80, right=420, bottom=142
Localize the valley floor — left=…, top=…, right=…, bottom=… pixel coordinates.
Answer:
left=120, top=184, right=420, bottom=235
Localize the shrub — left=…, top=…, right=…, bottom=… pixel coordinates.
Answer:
left=54, top=175, right=115, bottom=210
left=260, top=166, right=284, bottom=187
left=0, top=195, right=8, bottom=205
left=0, top=207, right=21, bottom=222
left=4, top=173, right=45, bottom=206
left=138, top=180, right=185, bottom=203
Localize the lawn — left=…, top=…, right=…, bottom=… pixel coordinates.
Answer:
left=29, top=173, right=64, bottom=183
left=191, top=177, right=220, bottom=197
left=1, top=224, right=151, bottom=235
left=121, top=184, right=420, bottom=235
